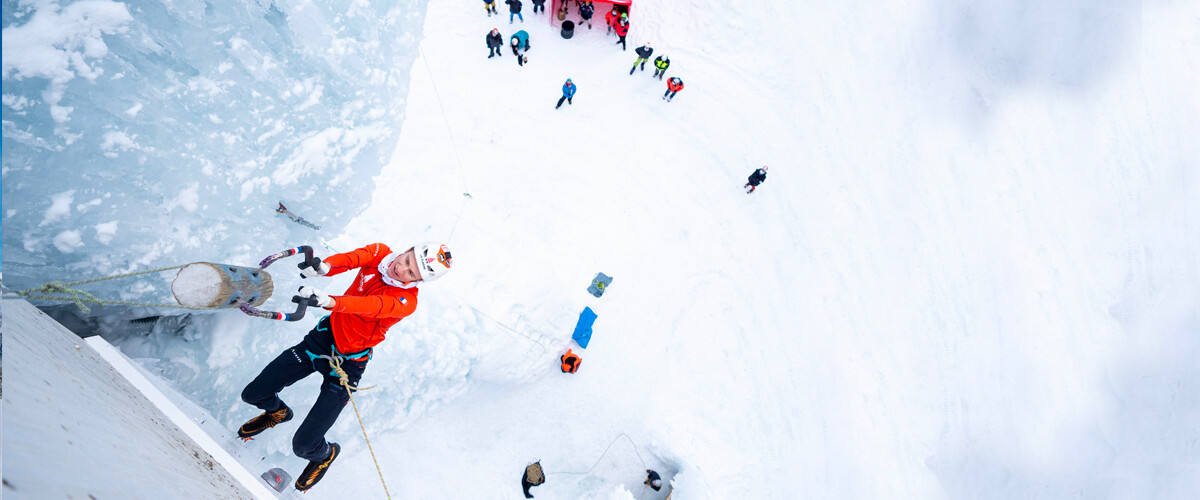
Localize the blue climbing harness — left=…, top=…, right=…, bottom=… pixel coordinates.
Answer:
left=305, top=316, right=372, bottom=376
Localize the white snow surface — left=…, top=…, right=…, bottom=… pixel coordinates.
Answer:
left=6, top=0, right=1200, bottom=499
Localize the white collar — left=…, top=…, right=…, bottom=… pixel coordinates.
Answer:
left=378, top=252, right=418, bottom=289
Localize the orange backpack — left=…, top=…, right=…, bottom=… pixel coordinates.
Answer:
left=560, top=349, right=582, bottom=373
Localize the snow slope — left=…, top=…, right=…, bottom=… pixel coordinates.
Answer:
left=7, top=0, right=1200, bottom=499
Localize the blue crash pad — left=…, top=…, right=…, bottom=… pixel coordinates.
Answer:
left=572, top=307, right=598, bottom=348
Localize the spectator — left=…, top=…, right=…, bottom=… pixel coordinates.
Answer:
left=629, top=42, right=653, bottom=74
left=605, top=6, right=619, bottom=35
left=579, top=2, right=595, bottom=29
left=653, top=54, right=670, bottom=79
left=663, top=76, right=683, bottom=101
left=556, top=78, right=577, bottom=109
left=745, top=166, right=768, bottom=193
left=506, top=0, right=523, bottom=24
left=486, top=28, right=504, bottom=58
left=614, top=14, right=630, bottom=50
left=511, top=30, right=530, bottom=66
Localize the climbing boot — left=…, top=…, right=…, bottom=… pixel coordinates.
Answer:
left=237, top=404, right=293, bottom=440
left=295, top=443, right=340, bottom=492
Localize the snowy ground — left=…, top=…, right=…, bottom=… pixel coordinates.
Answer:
left=30, top=0, right=1200, bottom=499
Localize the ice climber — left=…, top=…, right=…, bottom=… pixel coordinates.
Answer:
left=236, top=242, right=453, bottom=491
left=487, top=28, right=504, bottom=58
left=630, top=42, right=653, bottom=74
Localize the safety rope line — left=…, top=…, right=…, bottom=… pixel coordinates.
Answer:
left=443, top=290, right=549, bottom=352
left=319, top=353, right=391, bottom=499
left=3, top=264, right=219, bottom=313
left=545, top=433, right=649, bottom=476
left=418, top=43, right=471, bottom=244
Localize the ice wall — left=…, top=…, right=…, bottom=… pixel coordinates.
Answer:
left=2, top=0, right=428, bottom=299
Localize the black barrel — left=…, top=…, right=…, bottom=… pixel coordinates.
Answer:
left=561, top=20, right=575, bottom=39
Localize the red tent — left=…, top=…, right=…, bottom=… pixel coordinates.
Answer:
left=550, top=0, right=632, bottom=29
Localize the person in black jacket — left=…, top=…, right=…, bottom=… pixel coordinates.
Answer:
left=506, top=0, right=523, bottom=24
left=745, top=166, right=768, bottom=193
left=486, top=28, right=504, bottom=58
left=579, top=1, right=595, bottom=28
left=629, top=43, right=653, bottom=74
left=644, top=470, right=663, bottom=491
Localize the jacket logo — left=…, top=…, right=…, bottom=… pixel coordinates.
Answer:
left=360, top=273, right=372, bottom=291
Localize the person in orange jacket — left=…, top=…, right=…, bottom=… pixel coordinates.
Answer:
left=605, top=6, right=619, bottom=35
left=237, top=241, right=453, bottom=492
left=663, top=76, right=684, bottom=101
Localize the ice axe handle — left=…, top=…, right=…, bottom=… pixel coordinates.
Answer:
left=284, top=294, right=319, bottom=321
left=239, top=295, right=318, bottom=321
left=257, top=245, right=316, bottom=269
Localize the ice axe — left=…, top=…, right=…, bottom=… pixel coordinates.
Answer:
left=238, top=246, right=322, bottom=321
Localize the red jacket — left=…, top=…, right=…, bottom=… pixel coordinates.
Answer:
left=322, top=243, right=418, bottom=353
left=667, top=78, right=684, bottom=92
left=605, top=11, right=618, bottom=27
left=615, top=19, right=630, bottom=36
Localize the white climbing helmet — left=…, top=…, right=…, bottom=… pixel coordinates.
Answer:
left=413, top=241, right=452, bottom=282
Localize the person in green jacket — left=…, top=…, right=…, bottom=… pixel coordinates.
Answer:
left=652, top=54, right=670, bottom=80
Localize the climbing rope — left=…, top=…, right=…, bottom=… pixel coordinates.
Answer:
left=4, top=264, right=218, bottom=313
left=418, top=43, right=472, bottom=244
left=443, top=289, right=550, bottom=352
left=318, top=353, right=391, bottom=500
left=546, top=433, right=649, bottom=476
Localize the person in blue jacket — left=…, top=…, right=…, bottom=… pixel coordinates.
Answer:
left=510, top=30, right=530, bottom=66
left=556, top=78, right=576, bottom=109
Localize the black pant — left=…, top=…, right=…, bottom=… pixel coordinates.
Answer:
left=653, top=68, right=664, bottom=79
left=489, top=46, right=502, bottom=57
left=240, top=316, right=368, bottom=462
left=533, top=4, right=544, bottom=13
left=664, top=90, right=678, bottom=99
left=556, top=95, right=573, bottom=108
left=616, top=35, right=626, bottom=50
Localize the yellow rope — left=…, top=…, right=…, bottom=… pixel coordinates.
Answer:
left=323, top=354, right=391, bottom=500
